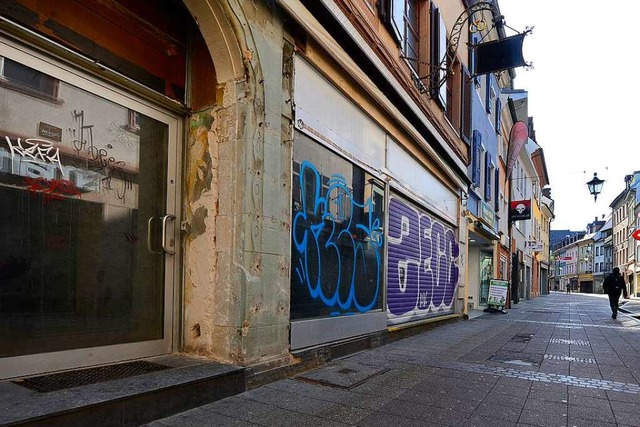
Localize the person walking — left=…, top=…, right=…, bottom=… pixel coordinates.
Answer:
left=603, top=267, right=628, bottom=319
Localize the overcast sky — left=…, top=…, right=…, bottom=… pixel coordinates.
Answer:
left=497, top=0, right=640, bottom=231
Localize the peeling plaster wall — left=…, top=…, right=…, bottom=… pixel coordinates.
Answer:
left=182, top=0, right=292, bottom=366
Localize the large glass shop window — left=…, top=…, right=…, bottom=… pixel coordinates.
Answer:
left=0, top=56, right=168, bottom=357
left=291, top=132, right=384, bottom=320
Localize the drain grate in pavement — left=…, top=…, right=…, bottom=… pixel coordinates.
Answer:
left=544, top=354, right=596, bottom=364
left=549, top=338, right=590, bottom=346
left=489, top=352, right=543, bottom=366
left=510, top=333, right=534, bottom=343
left=296, top=362, right=388, bottom=389
left=12, top=361, right=172, bottom=393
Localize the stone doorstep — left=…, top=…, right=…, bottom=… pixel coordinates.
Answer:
left=0, top=355, right=245, bottom=427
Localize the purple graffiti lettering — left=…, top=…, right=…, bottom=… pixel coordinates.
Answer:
left=387, top=196, right=459, bottom=321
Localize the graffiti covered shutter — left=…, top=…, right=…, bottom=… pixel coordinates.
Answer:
left=387, top=194, right=459, bottom=325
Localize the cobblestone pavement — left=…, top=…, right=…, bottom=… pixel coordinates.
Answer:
left=146, top=293, right=640, bottom=427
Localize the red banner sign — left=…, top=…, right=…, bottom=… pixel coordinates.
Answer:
left=506, top=121, right=529, bottom=179
left=633, top=229, right=640, bottom=241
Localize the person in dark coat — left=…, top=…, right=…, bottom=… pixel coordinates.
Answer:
left=603, top=267, right=628, bottom=319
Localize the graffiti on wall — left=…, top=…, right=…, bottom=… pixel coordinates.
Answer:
left=3, top=136, right=65, bottom=176
left=291, top=160, right=383, bottom=317
left=69, top=109, right=132, bottom=201
left=387, top=196, right=459, bottom=323
left=24, top=177, right=81, bottom=203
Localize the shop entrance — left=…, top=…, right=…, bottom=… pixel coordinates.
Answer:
left=479, top=252, right=493, bottom=306
left=0, top=40, right=181, bottom=378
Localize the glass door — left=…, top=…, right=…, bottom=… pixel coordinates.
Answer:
left=479, top=252, right=493, bottom=305
left=0, top=38, right=180, bottom=378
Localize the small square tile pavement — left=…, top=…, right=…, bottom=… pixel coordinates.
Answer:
left=147, top=293, right=640, bottom=426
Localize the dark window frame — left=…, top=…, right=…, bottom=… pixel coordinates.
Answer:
left=471, top=130, right=481, bottom=187
left=0, top=57, right=62, bottom=104
left=495, top=97, right=502, bottom=134
left=485, top=74, right=492, bottom=114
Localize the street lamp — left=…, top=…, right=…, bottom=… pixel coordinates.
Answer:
left=586, top=173, right=605, bottom=202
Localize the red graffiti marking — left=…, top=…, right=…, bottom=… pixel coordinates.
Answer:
left=24, top=178, right=81, bottom=203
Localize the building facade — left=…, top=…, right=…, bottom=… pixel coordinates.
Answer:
left=593, top=220, right=609, bottom=293
left=1, top=0, right=542, bottom=380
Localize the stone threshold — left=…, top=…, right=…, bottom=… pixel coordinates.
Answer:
left=0, top=355, right=245, bottom=427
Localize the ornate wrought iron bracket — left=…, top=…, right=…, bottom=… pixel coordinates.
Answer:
left=416, top=1, right=496, bottom=94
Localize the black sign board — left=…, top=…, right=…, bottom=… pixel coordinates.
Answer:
left=474, top=33, right=527, bottom=76
left=38, top=122, right=62, bottom=142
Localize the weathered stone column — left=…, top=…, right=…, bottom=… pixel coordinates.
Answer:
left=182, top=0, right=292, bottom=367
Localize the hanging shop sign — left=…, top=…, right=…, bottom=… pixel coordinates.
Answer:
left=526, top=240, right=544, bottom=252
left=479, top=199, right=496, bottom=227
left=509, top=199, right=531, bottom=221
left=633, top=229, right=640, bottom=241
left=487, top=279, right=509, bottom=307
left=474, top=33, right=528, bottom=76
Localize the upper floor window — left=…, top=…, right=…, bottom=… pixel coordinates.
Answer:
left=445, top=58, right=462, bottom=131
left=485, top=74, right=493, bottom=114
left=404, top=0, right=420, bottom=75
left=383, top=0, right=421, bottom=76
left=0, top=57, right=61, bottom=103
left=484, top=152, right=493, bottom=202
left=460, top=67, right=472, bottom=143
left=430, top=2, right=447, bottom=108
left=495, top=97, right=502, bottom=134
left=471, top=130, right=482, bottom=187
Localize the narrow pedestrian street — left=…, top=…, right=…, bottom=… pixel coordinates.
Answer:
left=147, top=292, right=640, bottom=427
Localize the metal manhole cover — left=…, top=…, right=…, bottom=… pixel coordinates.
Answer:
left=12, top=361, right=172, bottom=393
left=296, top=362, right=388, bottom=389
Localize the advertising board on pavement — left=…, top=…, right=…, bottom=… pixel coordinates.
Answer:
left=487, top=279, right=509, bottom=307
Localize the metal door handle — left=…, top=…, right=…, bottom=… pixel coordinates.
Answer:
left=161, top=214, right=176, bottom=255
left=147, top=217, right=163, bottom=254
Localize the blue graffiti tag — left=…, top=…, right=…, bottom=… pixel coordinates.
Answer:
left=292, top=161, right=382, bottom=314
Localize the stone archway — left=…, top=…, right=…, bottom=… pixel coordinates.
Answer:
left=179, top=0, right=292, bottom=367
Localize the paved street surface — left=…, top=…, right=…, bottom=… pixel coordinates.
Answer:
left=146, top=293, right=640, bottom=427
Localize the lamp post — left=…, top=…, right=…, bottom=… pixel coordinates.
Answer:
left=586, top=173, right=605, bottom=202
